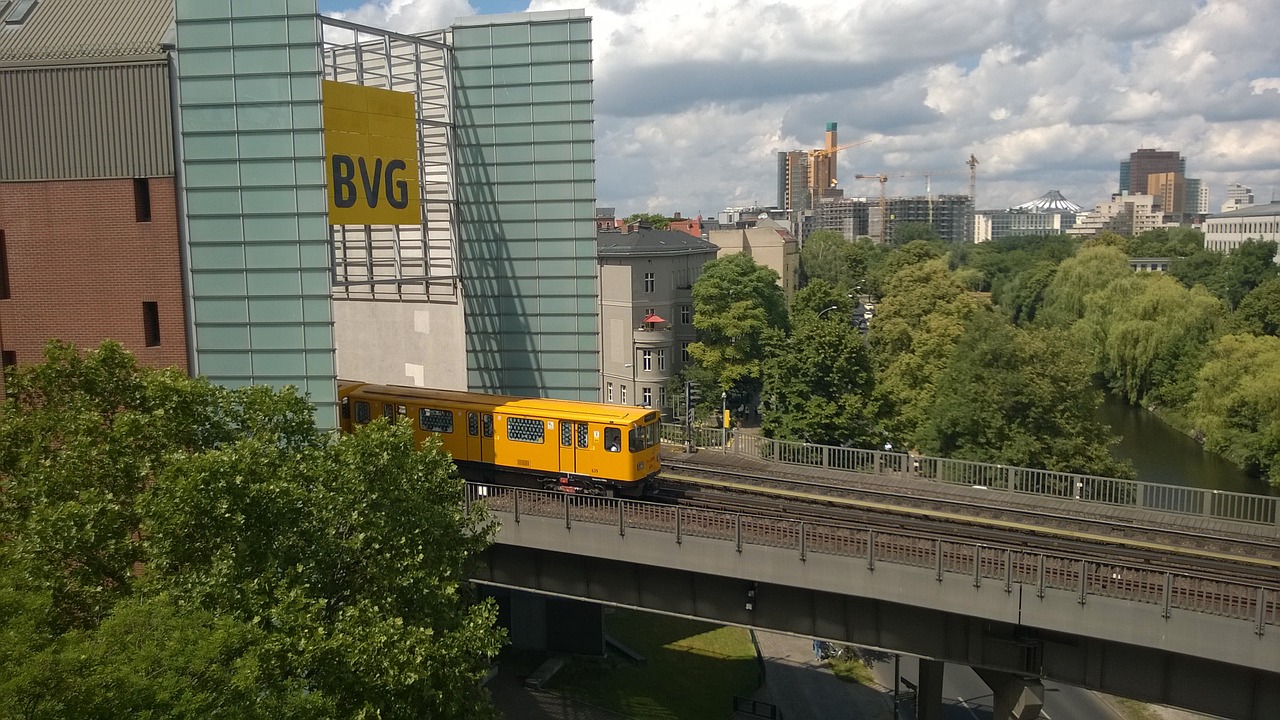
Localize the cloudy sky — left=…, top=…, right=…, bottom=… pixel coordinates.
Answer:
left=321, top=0, right=1280, bottom=218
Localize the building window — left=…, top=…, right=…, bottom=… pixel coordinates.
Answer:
left=0, top=230, right=9, bottom=300
left=133, top=178, right=152, bottom=222
left=621, top=385, right=627, bottom=404
left=607, top=382, right=613, bottom=402
left=642, top=387, right=652, bottom=407
left=642, top=349, right=652, bottom=371
left=659, top=386, right=666, bottom=410
left=681, top=305, right=691, bottom=324
left=644, top=272, right=655, bottom=293
left=682, top=342, right=691, bottom=362
left=142, top=302, right=160, bottom=347
left=657, top=350, right=666, bottom=371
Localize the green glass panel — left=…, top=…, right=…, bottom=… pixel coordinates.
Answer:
left=184, top=133, right=238, bottom=160
left=304, top=324, right=334, bottom=347
left=297, top=242, right=329, bottom=269
left=293, top=130, right=322, bottom=156
left=452, top=46, right=491, bottom=65
left=292, top=104, right=321, bottom=129
left=539, top=258, right=575, bottom=276
left=289, top=46, right=320, bottom=72
left=249, top=296, right=303, bottom=322
left=245, top=243, right=301, bottom=268
left=490, top=24, right=530, bottom=44
left=294, top=157, right=325, bottom=184
left=242, top=187, right=297, bottom=214
left=569, top=82, right=591, bottom=101
left=243, top=216, right=298, bottom=240
left=251, top=324, right=304, bottom=349
left=177, top=0, right=230, bottom=20
left=195, top=298, right=248, bottom=323
left=233, top=17, right=286, bottom=45
left=571, top=143, right=592, bottom=161
left=540, top=316, right=577, bottom=333
left=568, top=41, right=590, bottom=60
left=233, top=0, right=287, bottom=17
left=233, top=47, right=289, bottom=74
left=457, top=67, right=492, bottom=85
left=497, top=183, right=535, bottom=201
left=569, top=62, right=591, bottom=81
left=532, top=143, right=572, bottom=162
left=300, top=269, right=332, bottom=294
left=186, top=188, right=242, bottom=215
left=459, top=87, right=493, bottom=105
left=532, top=103, right=572, bottom=122
left=492, top=65, right=529, bottom=84
left=531, top=63, right=571, bottom=83
left=306, top=351, right=335, bottom=375
left=534, top=123, right=572, bottom=142
left=188, top=216, right=244, bottom=240
left=535, top=238, right=575, bottom=255
left=185, top=161, right=240, bottom=187
left=492, top=105, right=532, bottom=124
left=531, top=84, right=570, bottom=103
left=301, top=297, right=332, bottom=322
left=531, top=44, right=568, bottom=63
left=495, top=145, right=534, bottom=163
left=182, top=105, right=237, bottom=132
left=182, top=77, right=235, bottom=104
left=452, top=26, right=490, bottom=45
left=254, top=351, right=307, bottom=376
left=237, top=103, right=293, bottom=129
left=197, top=324, right=251, bottom=348
left=530, top=23, right=568, bottom=43
left=295, top=189, right=326, bottom=213
left=236, top=75, right=291, bottom=102
left=191, top=270, right=249, bottom=296
left=190, top=243, right=245, bottom=268
left=200, top=352, right=253, bottom=376
left=289, top=75, right=320, bottom=101
left=534, top=183, right=572, bottom=201
left=571, top=122, right=593, bottom=141
left=536, top=163, right=571, bottom=181
left=240, top=160, right=297, bottom=188
left=494, top=125, right=532, bottom=143
left=494, top=85, right=531, bottom=105
left=178, top=48, right=234, bottom=76
left=571, top=161, right=593, bottom=180
left=287, top=16, right=317, bottom=43
left=490, top=45, right=531, bottom=64
left=568, top=22, right=589, bottom=41
left=239, top=133, right=294, bottom=159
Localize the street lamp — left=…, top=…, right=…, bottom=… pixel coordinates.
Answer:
left=817, top=304, right=839, bottom=320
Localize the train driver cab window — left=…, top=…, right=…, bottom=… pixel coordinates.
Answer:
left=629, top=421, right=660, bottom=452
left=604, top=427, right=622, bottom=453
left=354, top=401, right=371, bottom=425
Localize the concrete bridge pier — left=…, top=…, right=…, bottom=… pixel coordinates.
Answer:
left=915, top=658, right=944, bottom=720
left=975, top=668, right=1045, bottom=720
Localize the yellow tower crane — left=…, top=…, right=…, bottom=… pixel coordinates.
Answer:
left=808, top=138, right=874, bottom=205
left=853, top=174, right=889, bottom=244
left=856, top=170, right=969, bottom=243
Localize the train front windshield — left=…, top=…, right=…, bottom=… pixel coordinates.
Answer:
left=628, top=419, right=660, bottom=452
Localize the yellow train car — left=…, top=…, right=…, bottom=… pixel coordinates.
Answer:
left=338, top=381, right=662, bottom=496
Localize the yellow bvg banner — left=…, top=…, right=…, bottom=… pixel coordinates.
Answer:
left=322, top=80, right=420, bottom=225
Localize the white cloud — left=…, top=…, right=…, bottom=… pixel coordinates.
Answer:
left=332, top=0, right=1280, bottom=215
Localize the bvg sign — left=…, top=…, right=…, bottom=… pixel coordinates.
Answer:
left=322, top=80, right=420, bottom=225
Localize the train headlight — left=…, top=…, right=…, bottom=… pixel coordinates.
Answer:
left=637, top=461, right=644, bottom=471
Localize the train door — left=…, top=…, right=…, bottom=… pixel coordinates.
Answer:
left=465, top=411, right=481, bottom=462
left=557, top=420, right=575, bottom=475
left=481, top=412, right=495, bottom=464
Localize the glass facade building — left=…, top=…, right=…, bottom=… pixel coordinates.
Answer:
left=174, top=0, right=338, bottom=423
left=452, top=11, right=599, bottom=400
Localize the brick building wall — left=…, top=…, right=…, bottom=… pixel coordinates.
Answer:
left=0, top=177, right=189, bottom=383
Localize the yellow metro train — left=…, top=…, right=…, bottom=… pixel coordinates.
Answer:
left=338, top=380, right=663, bottom=496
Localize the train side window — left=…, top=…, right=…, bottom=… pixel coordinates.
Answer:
left=604, top=427, right=621, bottom=453
left=560, top=421, right=572, bottom=447
left=507, top=417, right=544, bottom=444
left=419, top=407, right=453, bottom=433
left=383, top=403, right=394, bottom=420
left=483, top=414, right=493, bottom=438
left=468, top=412, right=479, bottom=437
left=340, top=396, right=350, bottom=420
left=354, top=401, right=371, bottom=424
left=576, top=423, right=588, bottom=448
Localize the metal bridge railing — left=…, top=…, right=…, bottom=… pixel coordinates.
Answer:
left=660, top=423, right=1280, bottom=529
left=467, top=485, right=1280, bottom=636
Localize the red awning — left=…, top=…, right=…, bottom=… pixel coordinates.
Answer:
left=643, top=314, right=666, bottom=324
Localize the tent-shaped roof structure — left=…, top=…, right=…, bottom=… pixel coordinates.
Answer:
left=1012, top=190, right=1082, bottom=214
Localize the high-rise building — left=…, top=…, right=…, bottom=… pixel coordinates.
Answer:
left=1121, top=149, right=1185, bottom=197
left=974, top=191, right=1081, bottom=242
left=1221, top=183, right=1255, bottom=213
left=776, top=150, right=810, bottom=211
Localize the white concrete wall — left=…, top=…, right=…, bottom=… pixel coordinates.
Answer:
left=333, top=299, right=467, bottom=389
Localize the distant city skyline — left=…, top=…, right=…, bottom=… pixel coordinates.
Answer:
left=323, top=0, right=1280, bottom=218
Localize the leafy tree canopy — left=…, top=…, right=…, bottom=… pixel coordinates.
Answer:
left=1037, top=245, right=1132, bottom=327
left=0, top=342, right=505, bottom=719
left=688, top=253, right=789, bottom=399
left=890, top=221, right=941, bottom=246
left=761, top=307, right=880, bottom=448
left=999, top=260, right=1058, bottom=326
left=918, top=310, right=1133, bottom=478
left=1123, top=227, right=1203, bottom=258
left=1234, top=276, right=1280, bottom=337
left=800, top=230, right=873, bottom=293
left=866, top=239, right=945, bottom=298
left=622, top=212, right=670, bottom=229
left=1189, top=333, right=1280, bottom=484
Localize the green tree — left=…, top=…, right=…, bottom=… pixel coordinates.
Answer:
left=890, top=221, right=941, bottom=246
left=0, top=342, right=505, bottom=719
left=622, top=212, right=669, bottom=229
left=1169, top=248, right=1224, bottom=293
left=1037, top=245, right=1132, bottom=327
left=799, top=230, right=871, bottom=292
left=1078, top=274, right=1224, bottom=407
left=1001, top=261, right=1058, bottom=326
left=866, top=239, right=944, bottom=299
left=1189, top=334, right=1280, bottom=485
left=1123, top=227, right=1203, bottom=258
left=688, top=253, right=789, bottom=403
left=1234, top=277, right=1280, bottom=336
left=1218, top=240, right=1279, bottom=309
left=918, top=311, right=1132, bottom=478
left=761, top=307, right=879, bottom=447
left=867, top=259, right=978, bottom=446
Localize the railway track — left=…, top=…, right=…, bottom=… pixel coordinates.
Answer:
left=659, top=461, right=1280, bottom=582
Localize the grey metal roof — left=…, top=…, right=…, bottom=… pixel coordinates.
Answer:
left=0, top=0, right=174, bottom=64
left=1209, top=201, right=1280, bottom=219
left=597, top=227, right=719, bottom=257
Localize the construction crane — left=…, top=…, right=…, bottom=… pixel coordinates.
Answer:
left=856, top=169, right=968, bottom=243
left=809, top=138, right=874, bottom=202
left=967, top=154, right=980, bottom=207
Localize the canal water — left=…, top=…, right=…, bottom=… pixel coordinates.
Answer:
left=1095, top=393, right=1278, bottom=497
